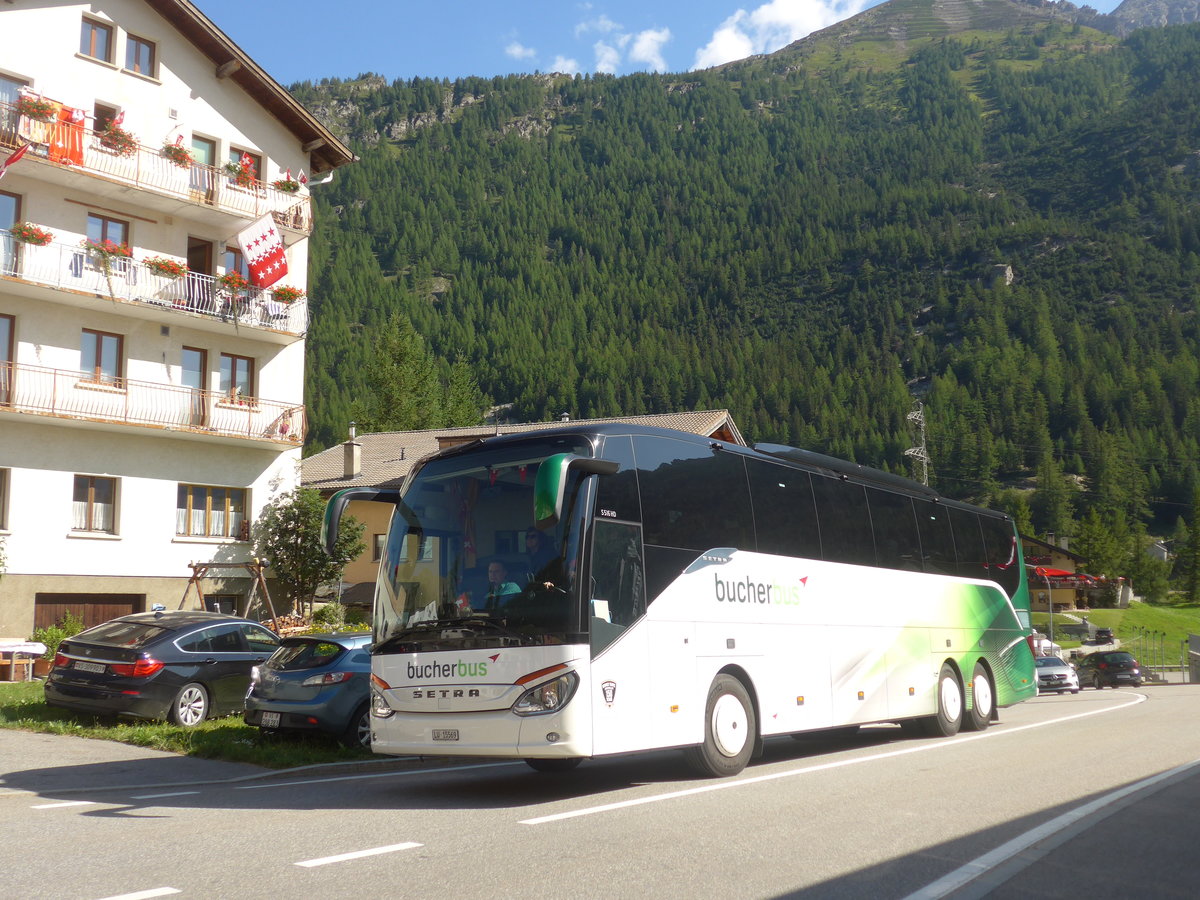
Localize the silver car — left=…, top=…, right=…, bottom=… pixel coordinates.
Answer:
left=1035, top=655, right=1080, bottom=694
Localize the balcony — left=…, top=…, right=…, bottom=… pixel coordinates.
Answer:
left=1, top=100, right=312, bottom=237
left=2, top=229, right=308, bottom=338
left=0, top=360, right=305, bottom=446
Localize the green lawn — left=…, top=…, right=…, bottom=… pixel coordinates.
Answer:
left=0, top=680, right=371, bottom=768
left=1032, top=597, right=1200, bottom=654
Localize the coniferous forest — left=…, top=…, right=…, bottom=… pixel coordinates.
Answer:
left=290, top=6, right=1200, bottom=591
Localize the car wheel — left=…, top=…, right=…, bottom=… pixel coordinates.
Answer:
left=684, top=674, right=756, bottom=777
left=964, top=662, right=993, bottom=732
left=922, top=663, right=964, bottom=737
left=524, top=757, right=583, bottom=773
left=170, top=683, right=209, bottom=728
left=1093, top=674, right=1104, bottom=690
left=1071, top=689, right=1080, bottom=694
left=340, top=702, right=372, bottom=750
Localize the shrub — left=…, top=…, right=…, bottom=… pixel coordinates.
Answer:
left=31, top=612, right=85, bottom=660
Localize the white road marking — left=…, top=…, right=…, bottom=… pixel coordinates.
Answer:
left=32, top=799, right=96, bottom=810
left=903, top=756, right=1200, bottom=899
left=520, top=692, right=1146, bottom=825
left=93, top=888, right=180, bottom=900
left=128, top=791, right=200, bottom=800
left=234, top=760, right=520, bottom=790
left=295, top=842, right=423, bottom=867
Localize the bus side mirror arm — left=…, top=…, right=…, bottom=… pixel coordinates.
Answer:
left=322, top=487, right=402, bottom=556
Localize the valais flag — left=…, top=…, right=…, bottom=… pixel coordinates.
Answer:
left=236, top=215, right=288, bottom=289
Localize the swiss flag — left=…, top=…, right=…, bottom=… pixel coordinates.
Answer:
left=236, top=214, right=288, bottom=288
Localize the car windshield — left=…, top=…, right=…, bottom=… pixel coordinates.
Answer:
left=373, top=435, right=593, bottom=651
left=267, top=640, right=349, bottom=670
left=76, top=621, right=169, bottom=648
left=1036, top=657, right=1067, bottom=668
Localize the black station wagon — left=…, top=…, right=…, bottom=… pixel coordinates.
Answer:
left=44, top=611, right=279, bottom=726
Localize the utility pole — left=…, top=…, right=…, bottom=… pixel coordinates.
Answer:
left=905, top=400, right=930, bottom=486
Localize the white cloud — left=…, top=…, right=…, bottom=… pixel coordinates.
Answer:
left=628, top=27, right=672, bottom=72
left=693, top=0, right=870, bottom=70
left=505, top=41, right=536, bottom=60
left=548, top=55, right=582, bottom=75
left=575, top=14, right=622, bottom=37
left=594, top=41, right=623, bottom=74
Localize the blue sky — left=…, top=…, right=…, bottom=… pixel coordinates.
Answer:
left=195, top=0, right=1124, bottom=86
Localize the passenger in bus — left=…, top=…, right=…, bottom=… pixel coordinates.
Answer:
left=483, top=560, right=521, bottom=609
left=525, top=529, right=559, bottom=585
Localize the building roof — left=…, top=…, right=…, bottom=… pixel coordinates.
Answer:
left=149, top=1, right=355, bottom=174
left=302, top=410, right=746, bottom=492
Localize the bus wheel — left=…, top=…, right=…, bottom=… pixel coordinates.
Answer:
left=964, top=663, right=993, bottom=732
left=923, top=663, right=963, bottom=737
left=684, top=674, right=756, bottom=777
left=524, top=757, right=583, bottom=773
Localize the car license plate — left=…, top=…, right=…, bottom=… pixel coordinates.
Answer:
left=260, top=711, right=281, bottom=728
left=432, top=729, right=459, bottom=742
left=74, top=661, right=105, bottom=674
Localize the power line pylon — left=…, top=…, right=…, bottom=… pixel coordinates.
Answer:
left=904, top=400, right=930, bottom=486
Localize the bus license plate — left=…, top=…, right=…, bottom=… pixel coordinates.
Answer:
left=74, top=661, right=106, bottom=674
left=432, top=729, right=459, bottom=742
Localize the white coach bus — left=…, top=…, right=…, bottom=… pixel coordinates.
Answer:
left=324, top=424, right=1036, bottom=776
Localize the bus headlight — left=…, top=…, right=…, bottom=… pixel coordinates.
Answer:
left=512, top=671, right=579, bottom=716
left=371, top=686, right=395, bottom=719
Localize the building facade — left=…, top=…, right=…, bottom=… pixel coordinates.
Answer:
left=0, top=0, right=353, bottom=633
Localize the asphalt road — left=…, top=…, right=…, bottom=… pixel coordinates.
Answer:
left=2, top=685, right=1198, bottom=899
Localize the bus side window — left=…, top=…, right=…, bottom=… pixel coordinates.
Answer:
left=595, top=435, right=641, bottom=522
left=866, top=487, right=921, bottom=572
left=950, top=507, right=988, bottom=581
left=980, top=514, right=1020, bottom=598
left=589, top=519, right=646, bottom=657
left=811, top=475, right=875, bottom=566
left=746, top=458, right=821, bottom=559
left=914, top=499, right=957, bottom=575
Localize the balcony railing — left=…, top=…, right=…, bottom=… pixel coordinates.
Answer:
left=1, top=100, right=312, bottom=234
left=0, top=359, right=305, bottom=445
left=1, top=229, right=308, bottom=335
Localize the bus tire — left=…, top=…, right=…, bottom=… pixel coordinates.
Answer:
left=524, top=757, right=583, bottom=773
left=964, top=662, right=993, bottom=732
left=923, top=663, right=963, bottom=737
left=684, top=674, right=756, bottom=777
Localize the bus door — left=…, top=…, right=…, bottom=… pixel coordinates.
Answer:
left=587, top=518, right=653, bottom=756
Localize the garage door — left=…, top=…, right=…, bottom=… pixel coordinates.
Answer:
left=34, top=594, right=144, bottom=630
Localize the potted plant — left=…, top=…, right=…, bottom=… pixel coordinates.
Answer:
left=217, top=270, right=250, bottom=292
left=161, top=142, right=192, bottom=168
left=10, top=222, right=54, bottom=246
left=98, top=120, right=138, bottom=157
left=31, top=611, right=85, bottom=675
left=83, top=237, right=133, bottom=261
left=272, top=177, right=300, bottom=193
left=16, top=95, right=56, bottom=121
left=271, top=285, right=305, bottom=304
left=143, top=256, right=188, bottom=278
left=223, top=157, right=258, bottom=188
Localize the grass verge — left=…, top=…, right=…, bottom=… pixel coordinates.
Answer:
left=0, top=680, right=372, bottom=768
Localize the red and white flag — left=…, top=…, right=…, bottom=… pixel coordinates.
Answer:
left=236, top=215, right=288, bottom=288
left=0, top=143, right=31, bottom=181
left=297, top=169, right=307, bottom=185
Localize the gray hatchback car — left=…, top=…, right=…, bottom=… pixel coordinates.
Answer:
left=244, top=632, right=372, bottom=748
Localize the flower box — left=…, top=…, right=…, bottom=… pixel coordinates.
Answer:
left=223, top=160, right=258, bottom=188
left=98, top=123, right=138, bottom=157
left=82, top=238, right=133, bottom=263
left=143, top=256, right=188, bottom=278
left=272, top=179, right=301, bottom=193
left=217, top=271, right=251, bottom=292
left=271, top=286, right=305, bottom=304
left=17, top=95, right=56, bottom=121
left=161, top=143, right=192, bottom=168
left=10, top=222, right=54, bottom=246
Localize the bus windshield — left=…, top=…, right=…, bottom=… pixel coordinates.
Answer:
left=373, top=435, right=593, bottom=652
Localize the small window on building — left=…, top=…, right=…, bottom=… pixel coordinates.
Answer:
left=227, top=148, right=261, bottom=186
left=219, top=353, right=254, bottom=401
left=80, top=18, right=114, bottom=63
left=224, top=246, right=248, bottom=279
left=176, top=484, right=246, bottom=538
left=0, top=467, right=9, bottom=531
left=73, top=474, right=116, bottom=533
left=87, top=212, right=129, bottom=250
left=372, top=533, right=385, bottom=562
left=80, top=328, right=123, bottom=386
left=125, top=35, right=156, bottom=77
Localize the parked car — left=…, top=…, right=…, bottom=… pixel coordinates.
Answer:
left=244, top=632, right=372, bottom=748
left=1035, top=655, right=1080, bottom=694
left=44, top=611, right=280, bottom=726
left=1076, top=650, right=1143, bottom=689
left=1093, top=627, right=1115, bottom=644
